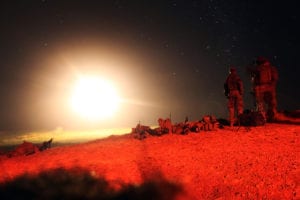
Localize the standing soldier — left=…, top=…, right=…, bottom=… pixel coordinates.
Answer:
left=224, top=67, right=244, bottom=127
left=249, top=56, right=278, bottom=121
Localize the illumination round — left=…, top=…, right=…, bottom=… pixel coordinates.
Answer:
left=71, top=77, right=120, bottom=121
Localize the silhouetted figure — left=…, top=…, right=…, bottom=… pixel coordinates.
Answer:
left=248, top=56, right=278, bottom=121
left=157, top=118, right=172, bottom=134
left=224, top=67, right=244, bottom=127
left=184, top=116, right=189, bottom=123
left=39, top=138, right=53, bottom=151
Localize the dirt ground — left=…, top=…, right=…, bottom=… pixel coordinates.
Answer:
left=0, top=123, right=299, bottom=199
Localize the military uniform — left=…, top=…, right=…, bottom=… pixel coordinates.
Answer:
left=224, top=67, right=244, bottom=127
left=251, top=57, right=278, bottom=121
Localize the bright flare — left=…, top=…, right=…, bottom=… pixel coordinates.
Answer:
left=71, top=76, right=120, bottom=121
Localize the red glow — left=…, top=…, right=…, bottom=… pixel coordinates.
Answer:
left=0, top=124, right=299, bottom=199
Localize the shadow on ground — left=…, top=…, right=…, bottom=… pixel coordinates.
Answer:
left=0, top=167, right=182, bottom=200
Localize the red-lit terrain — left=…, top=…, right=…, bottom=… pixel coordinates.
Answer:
left=0, top=123, right=299, bottom=199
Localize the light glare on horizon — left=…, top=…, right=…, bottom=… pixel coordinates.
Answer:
left=71, top=76, right=120, bottom=121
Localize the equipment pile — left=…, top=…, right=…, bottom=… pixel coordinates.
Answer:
left=132, top=115, right=220, bottom=140
left=6, top=138, right=53, bottom=158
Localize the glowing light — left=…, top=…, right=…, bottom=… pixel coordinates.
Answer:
left=71, top=76, right=120, bottom=121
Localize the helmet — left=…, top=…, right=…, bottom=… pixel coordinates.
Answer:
left=229, top=67, right=237, bottom=73
left=256, top=56, right=269, bottom=65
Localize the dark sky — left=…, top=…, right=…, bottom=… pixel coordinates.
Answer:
left=0, top=0, right=299, bottom=131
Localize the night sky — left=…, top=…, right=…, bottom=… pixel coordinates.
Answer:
left=0, top=0, right=299, bottom=131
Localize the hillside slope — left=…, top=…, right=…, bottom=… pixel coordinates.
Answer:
left=0, top=124, right=299, bottom=199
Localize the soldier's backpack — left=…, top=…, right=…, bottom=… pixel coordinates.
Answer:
left=257, top=65, right=272, bottom=84
left=239, top=110, right=265, bottom=126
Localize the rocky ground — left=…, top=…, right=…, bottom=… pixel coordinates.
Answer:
left=0, top=123, right=299, bottom=199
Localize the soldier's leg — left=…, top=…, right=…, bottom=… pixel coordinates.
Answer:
left=255, top=88, right=266, bottom=120
left=237, top=94, right=244, bottom=116
left=263, top=90, right=277, bottom=121
left=228, top=96, right=235, bottom=127
left=270, top=89, right=278, bottom=118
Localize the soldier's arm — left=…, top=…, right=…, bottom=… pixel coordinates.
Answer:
left=238, top=78, right=244, bottom=95
left=271, top=66, right=279, bottom=83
